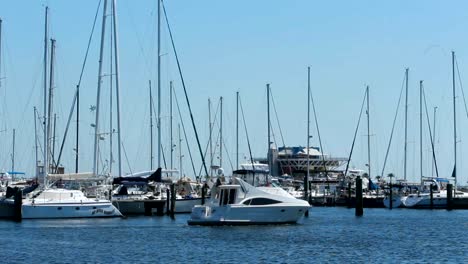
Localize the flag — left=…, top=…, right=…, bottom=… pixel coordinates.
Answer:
left=451, top=165, right=456, bottom=178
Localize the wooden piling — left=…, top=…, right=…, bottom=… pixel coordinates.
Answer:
left=201, top=184, right=206, bottom=205
left=13, top=189, right=22, bottom=222
left=166, top=188, right=170, bottom=215
left=355, top=176, right=363, bottom=216
left=447, top=183, right=453, bottom=211
left=170, top=184, right=176, bottom=219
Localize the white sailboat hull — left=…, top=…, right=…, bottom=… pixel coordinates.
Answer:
left=174, top=198, right=203, bottom=213
left=21, top=201, right=121, bottom=219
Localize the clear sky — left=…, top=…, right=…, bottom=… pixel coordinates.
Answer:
left=1, top=0, right=468, bottom=185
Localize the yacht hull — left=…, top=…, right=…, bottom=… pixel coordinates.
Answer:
left=188, top=204, right=309, bottom=226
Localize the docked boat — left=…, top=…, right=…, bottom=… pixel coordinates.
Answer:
left=3, top=188, right=122, bottom=219
left=187, top=178, right=310, bottom=226
left=401, top=178, right=468, bottom=208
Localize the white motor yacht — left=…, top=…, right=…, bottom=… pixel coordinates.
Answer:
left=188, top=178, right=310, bottom=226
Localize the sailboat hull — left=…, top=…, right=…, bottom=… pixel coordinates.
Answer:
left=21, top=201, right=121, bottom=219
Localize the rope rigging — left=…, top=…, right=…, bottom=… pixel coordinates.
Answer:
left=380, top=73, right=406, bottom=178
left=162, top=1, right=209, bottom=177
left=344, top=89, right=367, bottom=177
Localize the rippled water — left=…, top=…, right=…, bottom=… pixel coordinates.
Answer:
left=1, top=208, right=467, bottom=263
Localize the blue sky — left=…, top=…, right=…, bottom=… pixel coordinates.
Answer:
left=1, top=1, right=468, bottom=185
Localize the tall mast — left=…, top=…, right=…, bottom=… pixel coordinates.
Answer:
left=109, top=15, right=114, bottom=176
left=93, top=0, right=108, bottom=176
left=208, top=98, right=213, bottom=175
left=46, top=38, right=56, bottom=176
left=236, top=91, right=239, bottom=170
left=43, top=6, right=48, bottom=182
left=306, top=67, right=310, bottom=199
left=150, top=80, right=153, bottom=170
left=178, top=123, right=182, bottom=178
left=432, top=106, right=437, bottom=177
left=52, top=113, right=57, bottom=163
left=452, top=51, right=457, bottom=190
left=220, top=96, right=223, bottom=168
left=11, top=128, right=15, bottom=173
left=366, top=85, right=371, bottom=179
left=267, top=84, right=270, bottom=176
left=419, top=80, right=423, bottom=184
left=0, top=18, right=2, bottom=89
left=34, top=107, right=39, bottom=176
left=404, top=68, right=409, bottom=181
left=75, top=85, right=79, bottom=173
left=111, top=0, right=123, bottom=177
left=170, top=81, right=173, bottom=172
left=157, top=0, right=162, bottom=169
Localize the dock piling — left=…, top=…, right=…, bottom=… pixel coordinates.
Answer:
left=13, top=189, right=22, bottom=222
left=166, top=188, right=170, bottom=215
left=355, top=176, right=363, bottom=216
left=201, top=184, right=206, bottom=205
left=170, top=184, right=176, bottom=219
left=447, top=183, right=453, bottom=210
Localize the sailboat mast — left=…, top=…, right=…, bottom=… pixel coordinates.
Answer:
left=306, top=67, right=310, bottom=200
left=208, top=98, right=212, bottom=176
left=11, top=128, right=15, bottom=173
left=179, top=123, right=182, bottom=178
left=432, top=106, right=437, bottom=177
left=419, top=80, right=423, bottom=184
left=43, top=6, right=48, bottom=182
left=220, top=96, right=223, bottom=169
left=366, top=85, right=371, bottom=179
left=111, top=0, right=123, bottom=177
left=46, top=38, right=56, bottom=175
left=267, top=84, right=270, bottom=176
left=93, top=0, right=108, bottom=176
left=34, top=107, right=39, bottom=177
left=404, top=68, right=409, bottom=181
left=0, top=18, right=2, bottom=89
left=109, top=17, right=114, bottom=176
left=157, top=0, right=162, bottom=169
left=52, top=113, right=57, bottom=163
left=170, top=81, right=173, bottom=172
left=150, top=80, right=153, bottom=170
left=75, top=84, right=79, bottom=173
left=236, top=91, right=239, bottom=170
left=452, top=51, right=457, bottom=190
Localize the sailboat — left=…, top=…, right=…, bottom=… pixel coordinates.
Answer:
left=6, top=4, right=123, bottom=219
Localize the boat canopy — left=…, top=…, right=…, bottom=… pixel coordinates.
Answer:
left=112, top=168, right=161, bottom=184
